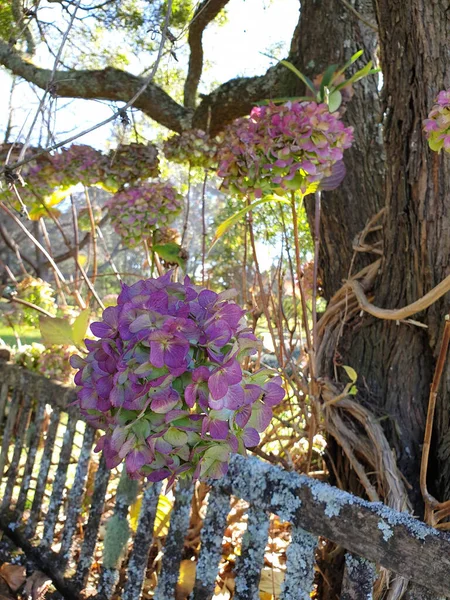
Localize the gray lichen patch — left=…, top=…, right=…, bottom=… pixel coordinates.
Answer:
left=234, top=505, right=270, bottom=600
left=377, top=520, right=393, bottom=542
left=280, top=525, right=317, bottom=600
left=194, top=486, right=230, bottom=597
left=374, top=504, right=432, bottom=541
left=305, top=476, right=356, bottom=518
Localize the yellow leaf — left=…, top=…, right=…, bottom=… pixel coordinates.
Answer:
left=77, top=253, right=88, bottom=267
left=342, top=365, right=358, bottom=383
left=39, top=316, right=74, bottom=346
left=72, top=308, right=90, bottom=346
left=129, top=495, right=143, bottom=532
left=176, top=560, right=196, bottom=597
left=43, top=186, right=76, bottom=207
left=154, top=494, right=173, bottom=537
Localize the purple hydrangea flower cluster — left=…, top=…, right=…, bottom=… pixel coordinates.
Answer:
left=105, top=181, right=183, bottom=247
left=217, top=101, right=353, bottom=197
left=70, top=273, right=285, bottom=486
left=50, top=145, right=106, bottom=188
left=163, top=129, right=221, bottom=169
left=0, top=143, right=55, bottom=206
left=103, top=143, right=159, bottom=191
left=423, top=90, right=450, bottom=153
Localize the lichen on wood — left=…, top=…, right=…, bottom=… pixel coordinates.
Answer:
left=41, top=413, right=78, bottom=547
left=153, top=479, right=194, bottom=600
left=25, top=408, right=60, bottom=538
left=280, top=525, right=317, bottom=599
left=122, top=481, right=162, bottom=600
left=234, top=504, right=270, bottom=600
left=59, top=425, right=95, bottom=571
left=15, top=399, right=46, bottom=517
left=191, top=484, right=230, bottom=600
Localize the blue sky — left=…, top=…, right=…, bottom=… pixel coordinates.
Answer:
left=0, top=0, right=299, bottom=148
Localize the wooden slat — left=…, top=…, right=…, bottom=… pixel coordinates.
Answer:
left=58, top=425, right=95, bottom=571
left=1, top=392, right=32, bottom=510
left=280, top=525, right=318, bottom=600
left=97, top=469, right=139, bottom=598
left=41, top=414, right=78, bottom=546
left=122, top=482, right=162, bottom=600
left=0, top=379, right=10, bottom=429
left=221, top=455, right=450, bottom=597
left=192, top=485, right=230, bottom=600
left=72, top=455, right=110, bottom=589
left=16, top=399, right=47, bottom=516
left=234, top=504, right=270, bottom=600
left=153, top=479, right=194, bottom=600
left=0, top=388, right=20, bottom=479
left=25, top=408, right=60, bottom=538
left=340, top=553, right=376, bottom=600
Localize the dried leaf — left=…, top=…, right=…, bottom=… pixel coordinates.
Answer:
left=259, top=567, right=285, bottom=595
left=0, top=563, right=26, bottom=592
left=23, top=571, right=51, bottom=600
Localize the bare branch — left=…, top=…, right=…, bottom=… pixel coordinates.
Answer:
left=0, top=221, right=38, bottom=273
left=0, top=40, right=191, bottom=135
left=183, top=0, right=230, bottom=108
left=192, top=60, right=294, bottom=134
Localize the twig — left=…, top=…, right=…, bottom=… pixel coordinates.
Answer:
left=70, top=195, right=81, bottom=293
left=0, top=201, right=66, bottom=282
left=181, top=163, right=191, bottom=246
left=16, top=0, right=83, bottom=169
left=7, top=296, right=55, bottom=319
left=312, top=190, right=321, bottom=356
left=290, top=193, right=314, bottom=374
left=84, top=187, right=98, bottom=284
left=349, top=273, right=450, bottom=321
left=4, top=0, right=174, bottom=176
left=96, top=226, right=122, bottom=282
left=420, top=316, right=450, bottom=524
left=339, top=0, right=378, bottom=32
left=201, top=170, right=208, bottom=285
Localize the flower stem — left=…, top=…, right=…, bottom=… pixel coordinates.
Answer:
left=290, top=192, right=314, bottom=378
left=312, top=190, right=321, bottom=358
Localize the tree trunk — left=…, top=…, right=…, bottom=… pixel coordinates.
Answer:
left=291, top=0, right=450, bottom=596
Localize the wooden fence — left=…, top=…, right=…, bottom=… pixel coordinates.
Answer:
left=0, top=361, right=449, bottom=600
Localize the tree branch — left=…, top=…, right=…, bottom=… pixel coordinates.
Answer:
left=193, top=61, right=295, bottom=134
left=0, top=13, right=300, bottom=138
left=0, top=221, right=38, bottom=273
left=183, top=0, right=230, bottom=109
left=0, top=40, right=192, bottom=133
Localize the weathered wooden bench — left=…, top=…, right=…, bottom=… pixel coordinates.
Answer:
left=0, top=362, right=449, bottom=599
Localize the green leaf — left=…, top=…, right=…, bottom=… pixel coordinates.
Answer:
left=280, top=60, right=317, bottom=95
left=210, top=196, right=289, bottom=251
left=342, top=365, right=358, bottom=383
left=153, top=242, right=186, bottom=267
left=349, top=385, right=358, bottom=396
left=72, top=309, right=90, bottom=346
left=28, top=204, right=61, bottom=221
left=320, top=64, right=339, bottom=98
left=328, top=89, right=342, bottom=112
left=334, top=49, right=364, bottom=80
left=39, top=316, right=74, bottom=346
left=334, top=61, right=379, bottom=91
left=256, top=96, right=311, bottom=106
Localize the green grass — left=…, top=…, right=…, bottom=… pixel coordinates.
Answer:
left=0, top=325, right=42, bottom=348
